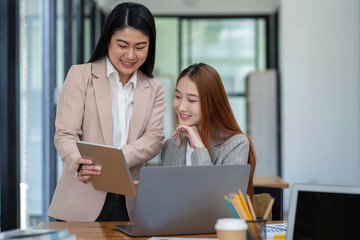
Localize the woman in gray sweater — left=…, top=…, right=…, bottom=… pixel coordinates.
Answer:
left=161, top=63, right=256, bottom=197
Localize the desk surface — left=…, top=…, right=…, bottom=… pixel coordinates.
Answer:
left=35, top=222, right=216, bottom=240
left=253, top=176, right=289, bottom=188
left=36, top=177, right=288, bottom=239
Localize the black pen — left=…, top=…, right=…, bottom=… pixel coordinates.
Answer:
left=74, top=164, right=83, bottom=178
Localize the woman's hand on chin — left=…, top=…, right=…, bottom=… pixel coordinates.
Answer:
left=172, top=124, right=205, bottom=149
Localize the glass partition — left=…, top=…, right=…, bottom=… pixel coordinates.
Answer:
left=148, top=18, right=180, bottom=165
left=19, top=0, right=102, bottom=227
left=180, top=18, right=267, bottom=132
left=19, top=0, right=43, bottom=228
left=56, top=0, right=66, bottom=182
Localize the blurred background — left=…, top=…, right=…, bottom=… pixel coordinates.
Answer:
left=1, top=0, right=359, bottom=230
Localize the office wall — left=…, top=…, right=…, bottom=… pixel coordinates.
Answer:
left=280, top=0, right=360, bottom=210
left=96, top=0, right=280, bottom=15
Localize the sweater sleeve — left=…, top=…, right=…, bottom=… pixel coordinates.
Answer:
left=191, top=134, right=249, bottom=166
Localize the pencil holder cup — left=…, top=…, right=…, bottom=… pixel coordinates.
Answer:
left=246, top=219, right=267, bottom=240
left=215, top=218, right=248, bottom=240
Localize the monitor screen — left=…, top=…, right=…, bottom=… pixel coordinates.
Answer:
left=293, top=191, right=360, bottom=240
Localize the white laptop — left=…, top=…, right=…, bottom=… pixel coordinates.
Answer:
left=286, top=183, right=360, bottom=240
left=116, top=164, right=251, bottom=236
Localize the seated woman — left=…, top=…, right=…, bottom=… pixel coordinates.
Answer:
left=161, top=63, right=256, bottom=197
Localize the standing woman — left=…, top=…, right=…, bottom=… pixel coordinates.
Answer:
left=48, top=2, right=165, bottom=221
left=161, top=63, right=256, bottom=197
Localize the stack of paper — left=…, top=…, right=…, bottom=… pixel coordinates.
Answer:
left=262, top=223, right=287, bottom=240
left=0, top=228, right=76, bottom=239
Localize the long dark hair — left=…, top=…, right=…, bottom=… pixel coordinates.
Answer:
left=88, top=2, right=156, bottom=78
left=177, top=63, right=257, bottom=197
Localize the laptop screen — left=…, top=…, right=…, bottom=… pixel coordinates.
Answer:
left=293, top=190, right=360, bottom=240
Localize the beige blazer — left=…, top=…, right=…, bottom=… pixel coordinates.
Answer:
left=48, top=58, right=165, bottom=221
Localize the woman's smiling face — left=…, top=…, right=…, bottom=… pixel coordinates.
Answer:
left=107, top=27, right=149, bottom=83
left=173, top=76, right=202, bottom=128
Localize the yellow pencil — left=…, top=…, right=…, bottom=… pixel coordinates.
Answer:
left=238, top=189, right=253, bottom=220
left=235, top=194, right=251, bottom=220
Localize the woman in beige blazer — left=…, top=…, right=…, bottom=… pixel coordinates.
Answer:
left=161, top=63, right=256, bottom=197
left=48, top=2, right=165, bottom=222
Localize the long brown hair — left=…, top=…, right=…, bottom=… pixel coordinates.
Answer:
left=176, top=63, right=257, bottom=197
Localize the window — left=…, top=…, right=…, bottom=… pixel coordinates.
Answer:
left=18, top=0, right=103, bottom=228
left=180, top=18, right=266, bottom=132
left=19, top=0, right=43, bottom=227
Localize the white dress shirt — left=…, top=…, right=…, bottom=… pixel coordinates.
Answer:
left=185, top=142, right=194, bottom=166
left=106, top=57, right=137, bottom=148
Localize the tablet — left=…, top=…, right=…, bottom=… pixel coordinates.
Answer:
left=76, top=141, right=136, bottom=197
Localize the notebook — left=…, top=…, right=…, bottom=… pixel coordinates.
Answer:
left=116, top=164, right=251, bottom=236
left=286, top=183, right=360, bottom=240
left=76, top=141, right=136, bottom=196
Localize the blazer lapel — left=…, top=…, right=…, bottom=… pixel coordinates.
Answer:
left=92, top=58, right=113, bottom=146
left=128, top=71, right=151, bottom=142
